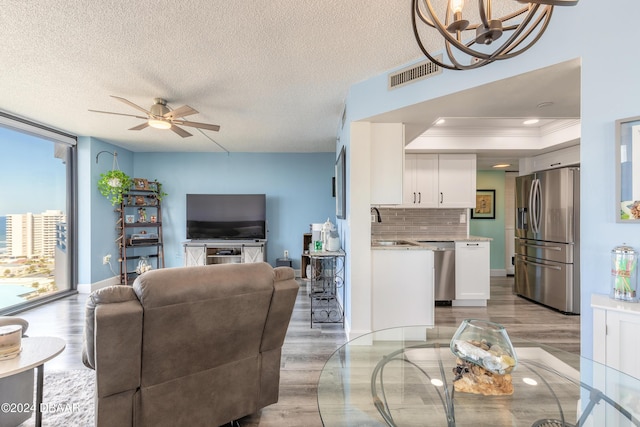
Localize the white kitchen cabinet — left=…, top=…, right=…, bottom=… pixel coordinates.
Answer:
left=403, top=154, right=476, bottom=208
left=519, top=145, right=580, bottom=175
left=438, top=154, right=477, bottom=208
left=371, top=123, right=405, bottom=205
left=454, top=241, right=490, bottom=305
left=372, top=248, right=434, bottom=329
left=403, top=154, right=439, bottom=207
left=591, top=294, right=640, bottom=379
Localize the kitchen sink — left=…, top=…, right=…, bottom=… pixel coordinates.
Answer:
left=372, top=240, right=418, bottom=247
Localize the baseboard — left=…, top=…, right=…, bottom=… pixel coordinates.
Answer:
left=452, top=299, right=488, bottom=307
left=491, top=269, right=507, bottom=277
left=77, top=275, right=120, bottom=294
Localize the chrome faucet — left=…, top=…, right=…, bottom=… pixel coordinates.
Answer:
left=371, top=207, right=382, bottom=223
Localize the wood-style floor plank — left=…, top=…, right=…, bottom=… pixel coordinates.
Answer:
left=17, top=275, right=579, bottom=425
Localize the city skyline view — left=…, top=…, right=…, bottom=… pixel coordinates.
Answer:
left=1, top=125, right=69, bottom=311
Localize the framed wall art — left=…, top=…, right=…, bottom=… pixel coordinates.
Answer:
left=471, top=189, right=495, bottom=219
left=616, top=115, right=640, bottom=222
left=335, top=146, right=346, bottom=219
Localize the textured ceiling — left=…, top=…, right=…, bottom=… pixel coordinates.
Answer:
left=1, top=1, right=578, bottom=154
left=1, top=1, right=426, bottom=152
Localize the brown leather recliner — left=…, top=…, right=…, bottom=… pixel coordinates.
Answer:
left=82, top=262, right=298, bottom=427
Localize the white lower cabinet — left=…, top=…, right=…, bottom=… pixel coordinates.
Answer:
left=372, top=249, right=434, bottom=330
left=183, top=241, right=266, bottom=266
left=592, top=294, right=640, bottom=379
left=454, top=241, right=490, bottom=305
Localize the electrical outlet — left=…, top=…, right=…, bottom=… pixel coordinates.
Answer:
left=459, top=214, right=466, bottom=224
left=371, top=214, right=376, bottom=223
left=102, top=254, right=111, bottom=264
left=284, top=250, right=289, bottom=259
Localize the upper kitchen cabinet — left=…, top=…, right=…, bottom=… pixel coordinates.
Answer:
left=438, top=154, right=477, bottom=208
left=403, top=153, right=477, bottom=208
left=404, top=154, right=439, bottom=207
left=370, top=123, right=405, bottom=205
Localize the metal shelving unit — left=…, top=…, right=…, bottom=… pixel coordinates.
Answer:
left=309, top=250, right=345, bottom=328
left=117, top=180, right=165, bottom=285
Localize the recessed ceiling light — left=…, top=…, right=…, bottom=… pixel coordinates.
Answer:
left=523, top=119, right=539, bottom=125
left=492, top=163, right=511, bottom=168
left=435, top=118, right=446, bottom=125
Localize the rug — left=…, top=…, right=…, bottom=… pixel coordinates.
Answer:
left=20, top=369, right=95, bottom=427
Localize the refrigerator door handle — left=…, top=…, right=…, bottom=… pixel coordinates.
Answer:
left=521, top=258, right=562, bottom=271
left=528, top=180, right=536, bottom=234
left=522, top=242, right=562, bottom=251
left=532, top=178, right=542, bottom=234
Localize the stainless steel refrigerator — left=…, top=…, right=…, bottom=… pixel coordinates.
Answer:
left=514, top=167, right=580, bottom=314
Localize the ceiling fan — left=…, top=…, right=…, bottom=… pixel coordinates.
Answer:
left=89, top=96, right=220, bottom=138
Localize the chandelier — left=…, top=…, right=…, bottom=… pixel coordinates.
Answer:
left=412, top=0, right=578, bottom=71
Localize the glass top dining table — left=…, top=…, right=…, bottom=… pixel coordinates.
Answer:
left=317, top=326, right=640, bottom=427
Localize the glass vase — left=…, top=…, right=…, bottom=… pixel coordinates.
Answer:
left=611, top=244, right=638, bottom=302
left=450, top=319, right=517, bottom=375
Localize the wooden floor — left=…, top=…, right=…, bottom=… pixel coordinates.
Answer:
left=18, top=275, right=579, bottom=426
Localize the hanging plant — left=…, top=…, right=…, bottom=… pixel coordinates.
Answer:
left=98, top=169, right=132, bottom=206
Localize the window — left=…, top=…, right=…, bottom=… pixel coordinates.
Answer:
left=0, top=112, right=77, bottom=313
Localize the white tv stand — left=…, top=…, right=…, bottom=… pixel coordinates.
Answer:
left=183, top=240, right=266, bottom=267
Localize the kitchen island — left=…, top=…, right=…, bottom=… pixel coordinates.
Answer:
left=371, top=241, right=434, bottom=329
left=371, top=235, right=491, bottom=327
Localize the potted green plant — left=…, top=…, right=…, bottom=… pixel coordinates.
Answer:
left=98, top=170, right=132, bottom=206
left=151, top=180, right=168, bottom=202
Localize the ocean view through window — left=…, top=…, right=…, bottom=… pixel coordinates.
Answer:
left=0, top=116, right=76, bottom=313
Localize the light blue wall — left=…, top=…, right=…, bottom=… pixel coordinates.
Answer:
left=132, top=152, right=336, bottom=268
left=470, top=171, right=506, bottom=271
left=78, top=137, right=133, bottom=285
left=341, top=2, right=640, bottom=358
left=82, top=144, right=335, bottom=281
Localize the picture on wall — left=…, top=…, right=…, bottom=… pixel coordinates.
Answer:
left=616, top=115, right=640, bottom=222
left=472, top=189, right=495, bottom=219
left=336, top=146, right=346, bottom=219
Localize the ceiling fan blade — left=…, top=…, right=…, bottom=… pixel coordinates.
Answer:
left=88, top=109, right=148, bottom=120
left=173, top=119, right=220, bottom=132
left=110, top=95, right=151, bottom=115
left=129, top=122, right=149, bottom=131
left=165, top=105, right=198, bottom=120
left=170, top=124, right=192, bottom=138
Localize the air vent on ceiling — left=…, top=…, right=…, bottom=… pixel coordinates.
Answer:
left=388, top=56, right=442, bottom=90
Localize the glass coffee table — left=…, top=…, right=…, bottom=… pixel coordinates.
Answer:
left=317, top=326, right=640, bottom=426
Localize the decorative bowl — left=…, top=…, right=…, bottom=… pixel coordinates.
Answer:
left=450, top=319, right=517, bottom=375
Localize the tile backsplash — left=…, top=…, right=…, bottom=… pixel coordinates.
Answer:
left=371, top=207, right=468, bottom=240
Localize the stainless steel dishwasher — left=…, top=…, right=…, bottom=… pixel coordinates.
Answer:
left=419, top=241, right=455, bottom=303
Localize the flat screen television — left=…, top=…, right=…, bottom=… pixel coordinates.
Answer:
left=186, top=194, right=266, bottom=240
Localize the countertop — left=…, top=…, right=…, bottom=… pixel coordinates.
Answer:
left=371, top=235, right=491, bottom=250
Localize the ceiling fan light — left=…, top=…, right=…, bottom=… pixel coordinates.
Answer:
left=148, top=119, right=172, bottom=130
